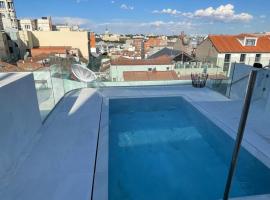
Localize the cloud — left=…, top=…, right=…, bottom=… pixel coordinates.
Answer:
left=51, top=16, right=196, bottom=34
left=97, top=20, right=196, bottom=34
left=153, top=4, right=253, bottom=23
left=120, top=4, right=134, bottom=10
left=152, top=8, right=181, bottom=15
left=194, top=4, right=253, bottom=22
left=259, top=15, right=266, bottom=19
left=53, top=16, right=92, bottom=26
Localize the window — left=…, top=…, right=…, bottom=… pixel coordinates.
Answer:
left=166, top=67, right=169, bottom=70
left=224, top=54, right=231, bottom=73
left=25, top=25, right=31, bottom=30
left=255, top=54, right=261, bottom=62
left=0, top=1, right=5, bottom=8
left=240, top=54, right=246, bottom=63
left=8, top=2, right=13, bottom=9
left=148, top=68, right=152, bottom=71
left=224, top=54, right=231, bottom=63
left=245, top=39, right=256, bottom=46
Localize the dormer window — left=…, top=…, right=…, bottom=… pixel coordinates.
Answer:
left=245, top=38, right=257, bottom=46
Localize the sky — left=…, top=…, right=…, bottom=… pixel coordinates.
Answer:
left=15, top=0, right=269, bottom=35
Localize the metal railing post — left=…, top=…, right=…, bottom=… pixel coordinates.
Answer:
left=223, top=70, right=258, bottom=200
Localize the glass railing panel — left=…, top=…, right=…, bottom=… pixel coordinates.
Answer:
left=226, top=68, right=270, bottom=199
left=49, top=63, right=65, bottom=103
left=50, top=57, right=88, bottom=92
left=33, top=67, right=56, bottom=120
left=32, top=56, right=268, bottom=121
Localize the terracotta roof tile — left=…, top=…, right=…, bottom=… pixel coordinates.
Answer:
left=208, top=34, right=270, bottom=53
left=31, top=46, right=71, bottom=57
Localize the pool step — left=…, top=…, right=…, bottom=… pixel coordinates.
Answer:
left=229, top=194, right=270, bottom=200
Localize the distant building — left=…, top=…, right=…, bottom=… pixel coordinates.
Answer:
left=101, top=29, right=120, bottom=42
left=196, top=34, right=270, bottom=74
left=0, top=0, right=18, bottom=30
left=36, top=17, right=52, bottom=31
left=110, top=56, right=174, bottom=81
left=54, top=24, right=80, bottom=32
left=19, top=30, right=90, bottom=59
left=30, top=46, right=72, bottom=58
left=147, top=47, right=194, bottom=62
left=18, top=19, right=37, bottom=31
left=18, top=17, right=52, bottom=31
left=173, top=33, right=190, bottom=53
left=144, top=37, right=167, bottom=52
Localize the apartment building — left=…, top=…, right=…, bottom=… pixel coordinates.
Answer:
left=18, top=17, right=52, bottom=31
left=19, top=30, right=90, bottom=59
left=144, top=37, right=167, bottom=52
left=36, top=17, right=52, bottom=31
left=196, top=34, right=270, bottom=74
left=0, top=0, right=18, bottom=30
left=101, top=29, right=120, bottom=42
left=18, top=19, right=37, bottom=31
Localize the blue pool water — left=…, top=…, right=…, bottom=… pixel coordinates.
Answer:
left=109, top=97, right=270, bottom=200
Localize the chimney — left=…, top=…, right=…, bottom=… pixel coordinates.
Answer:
left=90, top=32, right=96, bottom=54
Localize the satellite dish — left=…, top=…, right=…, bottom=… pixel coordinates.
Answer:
left=71, top=64, right=97, bottom=83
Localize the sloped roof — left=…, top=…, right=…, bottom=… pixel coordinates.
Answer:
left=123, top=70, right=178, bottom=81
left=208, top=34, right=270, bottom=53
left=111, top=55, right=173, bottom=66
left=147, top=47, right=182, bottom=59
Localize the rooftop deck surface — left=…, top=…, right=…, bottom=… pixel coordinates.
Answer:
left=0, top=85, right=269, bottom=200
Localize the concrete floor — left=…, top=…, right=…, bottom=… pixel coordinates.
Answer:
left=1, top=85, right=270, bottom=200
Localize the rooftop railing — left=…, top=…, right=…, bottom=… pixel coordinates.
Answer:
left=13, top=56, right=270, bottom=121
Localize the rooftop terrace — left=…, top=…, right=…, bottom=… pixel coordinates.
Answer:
left=0, top=62, right=270, bottom=199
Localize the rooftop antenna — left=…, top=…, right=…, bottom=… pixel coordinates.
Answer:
left=105, top=26, right=109, bottom=34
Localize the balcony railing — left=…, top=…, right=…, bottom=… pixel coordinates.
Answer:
left=12, top=56, right=270, bottom=121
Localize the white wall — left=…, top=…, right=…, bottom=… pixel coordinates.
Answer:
left=110, top=64, right=174, bottom=81
left=30, top=31, right=90, bottom=59
left=217, top=53, right=270, bottom=75
left=0, top=73, right=42, bottom=180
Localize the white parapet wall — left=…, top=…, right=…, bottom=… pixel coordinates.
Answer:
left=0, top=73, right=42, bottom=180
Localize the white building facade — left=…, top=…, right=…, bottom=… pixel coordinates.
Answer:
left=36, top=17, right=52, bottom=31
left=18, top=19, right=37, bottom=31
left=110, top=58, right=174, bottom=81
left=196, top=34, right=270, bottom=75
left=0, top=0, right=18, bottom=30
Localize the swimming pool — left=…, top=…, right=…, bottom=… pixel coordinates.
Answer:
left=108, top=97, right=270, bottom=200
